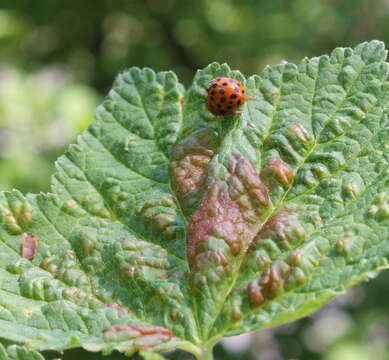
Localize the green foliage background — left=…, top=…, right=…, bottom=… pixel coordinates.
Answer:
left=0, top=1, right=388, bottom=359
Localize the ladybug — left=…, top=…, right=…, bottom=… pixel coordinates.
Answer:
left=206, top=77, right=247, bottom=116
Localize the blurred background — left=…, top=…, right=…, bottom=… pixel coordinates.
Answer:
left=0, top=0, right=388, bottom=359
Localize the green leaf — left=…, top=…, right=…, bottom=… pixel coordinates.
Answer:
left=0, top=344, right=46, bottom=360
left=0, top=41, right=387, bottom=359
left=0, top=68, right=197, bottom=357
left=139, top=350, right=166, bottom=360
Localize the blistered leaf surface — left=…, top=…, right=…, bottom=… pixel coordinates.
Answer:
left=0, top=41, right=387, bottom=358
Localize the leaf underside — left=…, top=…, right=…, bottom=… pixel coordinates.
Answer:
left=0, top=41, right=388, bottom=358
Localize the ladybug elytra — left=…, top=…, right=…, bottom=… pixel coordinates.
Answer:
left=206, top=77, right=247, bottom=116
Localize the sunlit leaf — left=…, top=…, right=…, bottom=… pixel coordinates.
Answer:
left=0, top=41, right=387, bottom=359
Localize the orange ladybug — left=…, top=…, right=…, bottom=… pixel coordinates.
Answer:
left=206, top=77, right=247, bottom=116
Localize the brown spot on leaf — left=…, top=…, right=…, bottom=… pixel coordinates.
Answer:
left=247, top=280, right=265, bottom=306
left=21, top=233, right=38, bottom=259
left=230, top=156, right=270, bottom=208
left=171, top=129, right=217, bottom=211
left=247, top=261, right=291, bottom=307
left=287, top=122, right=311, bottom=143
left=127, top=324, right=173, bottom=337
left=257, top=253, right=271, bottom=269
left=266, top=158, right=293, bottom=186
left=104, top=302, right=131, bottom=317
left=230, top=242, right=241, bottom=256
left=103, top=323, right=173, bottom=348
left=187, top=182, right=244, bottom=265
left=104, top=323, right=131, bottom=334
left=257, top=213, right=290, bottom=234
left=105, top=302, right=124, bottom=310
left=288, top=251, right=303, bottom=266
left=260, top=264, right=288, bottom=298
left=188, top=156, right=270, bottom=270
left=255, top=212, right=307, bottom=248
left=135, top=198, right=183, bottom=240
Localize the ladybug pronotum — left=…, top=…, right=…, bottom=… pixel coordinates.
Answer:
left=206, top=77, right=247, bottom=116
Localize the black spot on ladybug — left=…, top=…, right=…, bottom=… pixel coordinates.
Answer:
left=211, top=91, right=216, bottom=95
left=237, top=100, right=241, bottom=105
left=210, top=96, right=214, bottom=100
left=219, top=89, right=225, bottom=94
left=223, top=82, right=228, bottom=86
left=242, top=90, right=245, bottom=94
left=221, top=97, right=226, bottom=103
left=230, top=94, right=237, bottom=99
left=220, top=110, right=226, bottom=115
left=227, top=106, right=232, bottom=110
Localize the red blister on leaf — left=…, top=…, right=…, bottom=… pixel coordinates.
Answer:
left=21, top=233, right=38, bottom=260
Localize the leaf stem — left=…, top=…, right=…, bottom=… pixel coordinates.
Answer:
left=197, top=337, right=220, bottom=360
left=199, top=344, right=214, bottom=360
